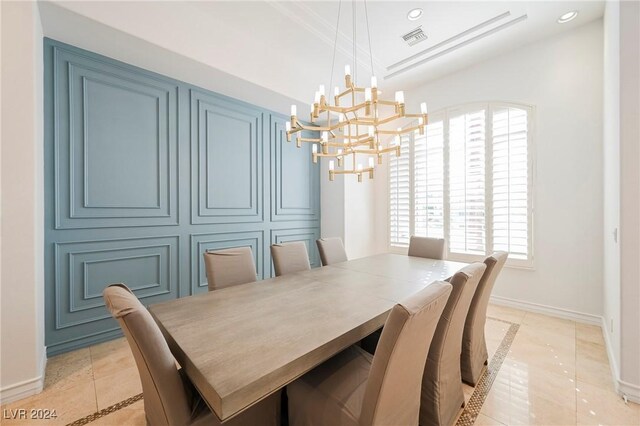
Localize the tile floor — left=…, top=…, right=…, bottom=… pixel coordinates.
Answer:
left=1, top=305, right=638, bottom=425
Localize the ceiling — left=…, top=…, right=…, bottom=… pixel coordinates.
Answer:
left=47, top=1, right=604, bottom=107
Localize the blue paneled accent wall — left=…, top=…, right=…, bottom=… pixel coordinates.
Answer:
left=44, top=39, right=320, bottom=356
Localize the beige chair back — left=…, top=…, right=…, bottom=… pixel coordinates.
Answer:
left=461, top=251, right=508, bottom=384
left=103, top=284, right=191, bottom=426
left=203, top=246, right=257, bottom=291
left=270, top=241, right=311, bottom=276
left=420, top=263, right=486, bottom=426
left=316, top=237, right=348, bottom=266
left=408, top=236, right=446, bottom=260
left=360, top=281, right=452, bottom=426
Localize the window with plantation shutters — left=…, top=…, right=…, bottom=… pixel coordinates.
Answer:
left=448, top=109, right=486, bottom=255
left=414, top=121, right=444, bottom=239
left=492, top=106, right=530, bottom=259
left=388, top=102, right=533, bottom=266
left=389, top=133, right=411, bottom=246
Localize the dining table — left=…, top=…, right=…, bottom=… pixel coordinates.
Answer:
left=149, top=253, right=468, bottom=422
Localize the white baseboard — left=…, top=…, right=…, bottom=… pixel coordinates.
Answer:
left=0, top=352, right=47, bottom=405
left=618, top=379, right=640, bottom=404
left=600, top=317, right=640, bottom=404
left=489, top=295, right=602, bottom=325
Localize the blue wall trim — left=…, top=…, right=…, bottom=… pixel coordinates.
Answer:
left=44, top=38, right=320, bottom=356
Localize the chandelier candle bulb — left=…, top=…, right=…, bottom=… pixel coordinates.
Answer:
left=345, top=65, right=352, bottom=86
left=371, top=76, right=377, bottom=88
left=365, top=87, right=372, bottom=102
left=290, top=105, right=297, bottom=117
left=285, top=121, right=292, bottom=142
left=395, top=91, right=405, bottom=104
left=312, top=144, right=318, bottom=153
left=368, top=157, right=375, bottom=168
left=319, top=85, right=325, bottom=96
left=314, top=91, right=321, bottom=104
left=420, top=102, right=428, bottom=114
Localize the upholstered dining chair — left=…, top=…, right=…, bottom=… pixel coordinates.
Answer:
left=270, top=241, right=311, bottom=277
left=316, top=237, right=348, bottom=266
left=203, top=246, right=257, bottom=291
left=420, top=263, right=486, bottom=426
left=103, top=283, right=281, bottom=426
left=408, top=236, right=446, bottom=259
left=461, top=251, right=508, bottom=385
left=288, top=281, right=452, bottom=426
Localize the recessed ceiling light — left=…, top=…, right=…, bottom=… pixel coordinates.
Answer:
left=557, top=10, right=578, bottom=24
left=407, top=8, right=423, bottom=21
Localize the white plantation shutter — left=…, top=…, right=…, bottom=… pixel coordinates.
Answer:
left=448, top=109, right=486, bottom=255
left=389, top=133, right=411, bottom=247
left=388, top=102, right=533, bottom=265
left=492, top=106, right=530, bottom=259
left=414, top=121, right=445, bottom=239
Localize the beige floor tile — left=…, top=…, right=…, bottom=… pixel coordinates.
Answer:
left=487, top=361, right=577, bottom=426
left=474, top=412, right=507, bottom=425
left=479, top=368, right=511, bottom=425
left=43, top=347, right=94, bottom=392
left=509, top=364, right=576, bottom=425
left=0, top=381, right=97, bottom=425
left=522, top=312, right=576, bottom=336
left=576, top=339, right=615, bottom=391
left=576, top=380, right=640, bottom=426
left=507, top=328, right=576, bottom=379
left=94, top=366, right=142, bottom=410
left=487, top=304, right=527, bottom=324
left=90, top=400, right=146, bottom=426
left=90, top=337, right=136, bottom=380
left=576, top=323, right=606, bottom=346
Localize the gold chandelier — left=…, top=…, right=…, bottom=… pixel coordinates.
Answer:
left=286, top=1, right=429, bottom=182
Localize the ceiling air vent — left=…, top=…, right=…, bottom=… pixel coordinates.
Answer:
left=402, top=26, right=427, bottom=47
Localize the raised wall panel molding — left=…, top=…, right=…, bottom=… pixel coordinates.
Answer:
left=52, top=47, right=179, bottom=229
left=270, top=115, right=320, bottom=222
left=190, top=230, right=264, bottom=294
left=44, top=39, right=321, bottom=356
left=48, top=236, right=179, bottom=347
left=190, top=89, right=264, bottom=224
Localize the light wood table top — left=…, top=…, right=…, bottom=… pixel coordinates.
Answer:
left=149, top=253, right=467, bottom=422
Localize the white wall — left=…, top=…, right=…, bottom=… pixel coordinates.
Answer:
left=617, top=0, right=640, bottom=398
left=602, top=0, right=621, bottom=390
left=342, top=156, right=383, bottom=259
left=380, top=20, right=606, bottom=318
left=0, top=1, right=46, bottom=403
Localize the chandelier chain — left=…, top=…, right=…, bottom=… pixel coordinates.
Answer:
left=329, top=0, right=342, bottom=98
left=352, top=0, right=357, bottom=84
left=363, top=0, right=374, bottom=77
